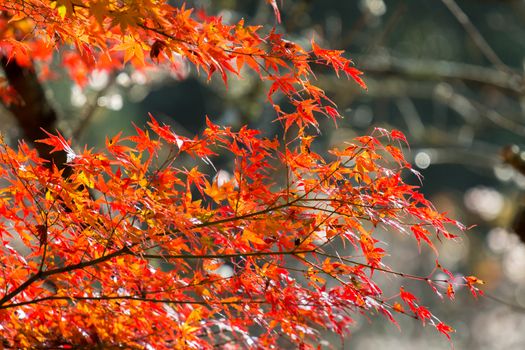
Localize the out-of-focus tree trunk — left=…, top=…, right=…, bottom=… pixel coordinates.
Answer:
left=1, top=57, right=70, bottom=176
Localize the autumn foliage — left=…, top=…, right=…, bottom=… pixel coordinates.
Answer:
left=0, top=1, right=482, bottom=348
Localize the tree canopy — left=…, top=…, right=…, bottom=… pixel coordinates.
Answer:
left=0, top=1, right=481, bottom=348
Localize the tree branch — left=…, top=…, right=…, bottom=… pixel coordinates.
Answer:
left=355, top=55, right=524, bottom=94
left=1, top=294, right=267, bottom=309
left=441, top=0, right=511, bottom=73
left=0, top=245, right=131, bottom=307
left=140, top=249, right=315, bottom=260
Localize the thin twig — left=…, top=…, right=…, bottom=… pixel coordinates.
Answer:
left=1, top=294, right=266, bottom=309
left=0, top=245, right=132, bottom=307
left=355, top=55, right=524, bottom=94
left=435, top=87, right=525, bottom=136
left=484, top=292, right=525, bottom=313
left=140, top=249, right=315, bottom=260
left=441, top=0, right=512, bottom=73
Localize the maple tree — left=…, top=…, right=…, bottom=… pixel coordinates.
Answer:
left=0, top=1, right=484, bottom=348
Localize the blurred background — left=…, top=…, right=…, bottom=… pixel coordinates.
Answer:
left=2, top=0, right=525, bottom=349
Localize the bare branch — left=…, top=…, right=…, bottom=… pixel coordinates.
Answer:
left=434, top=87, right=525, bottom=136
left=441, top=0, right=512, bottom=73
left=355, top=55, right=524, bottom=94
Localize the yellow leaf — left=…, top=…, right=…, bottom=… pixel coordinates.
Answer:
left=180, top=323, right=200, bottom=336
left=45, top=190, right=54, bottom=201
left=112, top=36, right=146, bottom=64
left=77, top=171, right=94, bottom=188
left=242, top=228, right=266, bottom=245
left=186, top=307, right=202, bottom=324
left=54, top=0, right=74, bottom=19
left=57, top=5, right=67, bottom=19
